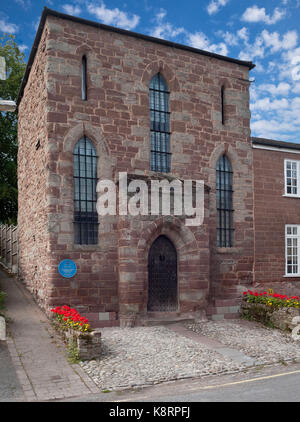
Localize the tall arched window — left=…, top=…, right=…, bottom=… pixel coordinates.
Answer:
left=81, top=55, right=87, bottom=100
left=216, top=155, right=234, bottom=247
left=73, top=137, right=98, bottom=244
left=149, top=73, right=171, bottom=173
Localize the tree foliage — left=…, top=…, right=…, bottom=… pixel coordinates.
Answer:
left=0, top=34, right=26, bottom=224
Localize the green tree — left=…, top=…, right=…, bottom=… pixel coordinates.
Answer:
left=0, top=34, right=26, bottom=224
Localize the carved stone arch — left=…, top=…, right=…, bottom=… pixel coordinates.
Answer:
left=75, top=43, right=93, bottom=57
left=123, top=216, right=209, bottom=316
left=218, top=77, right=233, bottom=90
left=141, top=60, right=180, bottom=92
left=63, top=122, right=112, bottom=180
left=137, top=217, right=197, bottom=259
left=208, top=142, right=240, bottom=190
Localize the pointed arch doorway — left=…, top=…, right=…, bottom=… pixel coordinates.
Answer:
left=147, top=235, right=178, bottom=312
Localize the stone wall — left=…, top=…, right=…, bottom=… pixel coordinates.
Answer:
left=17, top=12, right=255, bottom=326
left=241, top=301, right=300, bottom=331
left=17, top=25, right=52, bottom=310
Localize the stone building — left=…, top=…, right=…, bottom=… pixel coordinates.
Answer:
left=16, top=7, right=299, bottom=327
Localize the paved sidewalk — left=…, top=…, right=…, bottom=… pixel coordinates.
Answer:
left=0, top=268, right=100, bottom=401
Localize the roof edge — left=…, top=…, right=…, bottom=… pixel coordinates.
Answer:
left=252, top=137, right=300, bottom=151
left=16, top=7, right=255, bottom=107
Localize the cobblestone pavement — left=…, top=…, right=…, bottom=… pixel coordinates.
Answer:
left=1, top=267, right=300, bottom=400
left=186, top=319, right=300, bottom=365
left=79, top=319, right=300, bottom=391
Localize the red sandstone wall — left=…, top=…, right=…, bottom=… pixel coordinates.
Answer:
left=18, top=14, right=255, bottom=325
left=18, top=26, right=51, bottom=308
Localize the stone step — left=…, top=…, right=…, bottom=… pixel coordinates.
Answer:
left=214, top=299, right=240, bottom=307
left=139, top=313, right=196, bottom=327
left=207, top=304, right=240, bottom=313
left=140, top=318, right=196, bottom=327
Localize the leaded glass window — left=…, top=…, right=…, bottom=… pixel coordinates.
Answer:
left=216, top=155, right=234, bottom=247
left=73, top=137, right=98, bottom=244
left=149, top=73, right=171, bottom=173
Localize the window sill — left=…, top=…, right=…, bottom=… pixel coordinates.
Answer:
left=282, top=194, right=300, bottom=199
left=284, top=274, right=300, bottom=278
left=73, top=244, right=99, bottom=251
left=216, top=247, right=240, bottom=254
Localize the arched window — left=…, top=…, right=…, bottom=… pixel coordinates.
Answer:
left=216, top=155, right=234, bottom=247
left=81, top=55, right=87, bottom=100
left=149, top=73, right=171, bottom=173
left=73, top=137, right=98, bottom=244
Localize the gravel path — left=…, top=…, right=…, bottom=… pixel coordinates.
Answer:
left=79, top=320, right=300, bottom=391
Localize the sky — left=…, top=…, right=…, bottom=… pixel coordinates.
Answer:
left=1, top=0, right=300, bottom=143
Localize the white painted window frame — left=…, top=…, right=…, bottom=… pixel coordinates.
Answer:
left=284, top=159, right=300, bottom=198
left=285, top=224, right=300, bottom=277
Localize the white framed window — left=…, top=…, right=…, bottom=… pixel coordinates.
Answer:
left=284, top=159, right=300, bottom=197
left=285, top=225, right=300, bottom=276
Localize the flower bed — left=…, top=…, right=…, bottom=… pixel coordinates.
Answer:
left=51, top=305, right=101, bottom=361
left=241, top=290, right=300, bottom=331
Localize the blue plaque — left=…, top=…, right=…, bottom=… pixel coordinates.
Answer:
left=58, top=259, right=77, bottom=278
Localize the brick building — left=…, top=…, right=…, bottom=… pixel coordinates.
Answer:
left=16, top=8, right=299, bottom=327
left=252, top=138, right=300, bottom=295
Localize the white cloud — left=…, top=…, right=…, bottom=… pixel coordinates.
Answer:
left=87, top=2, right=140, bottom=30
left=238, top=34, right=265, bottom=61
left=216, top=27, right=249, bottom=47
left=237, top=29, right=298, bottom=62
left=62, top=4, right=82, bottom=16
left=216, top=30, right=239, bottom=46
left=241, top=5, right=286, bottom=25
left=0, top=19, right=19, bottom=34
left=251, top=96, right=300, bottom=140
left=251, top=97, right=289, bottom=111
left=149, top=9, right=227, bottom=56
left=237, top=27, right=249, bottom=42
left=18, top=44, right=28, bottom=53
left=258, top=82, right=291, bottom=96
left=150, top=8, right=185, bottom=39
left=14, top=0, right=31, bottom=9
left=207, top=0, right=230, bottom=15
left=187, top=32, right=228, bottom=56
left=261, top=29, right=298, bottom=53
left=281, top=47, right=300, bottom=82
left=254, top=62, right=264, bottom=72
